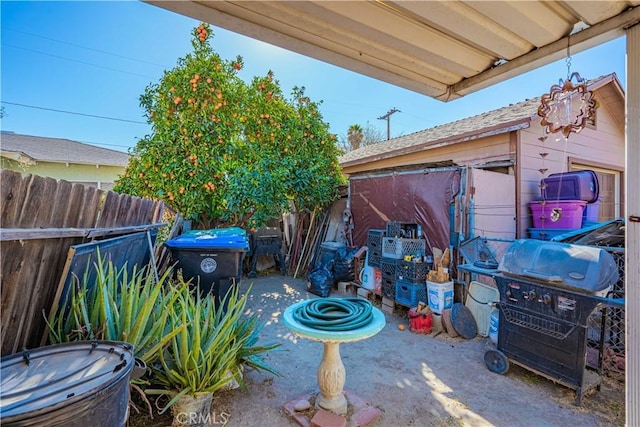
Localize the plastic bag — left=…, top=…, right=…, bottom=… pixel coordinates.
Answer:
left=307, top=263, right=334, bottom=297
left=332, top=246, right=360, bottom=283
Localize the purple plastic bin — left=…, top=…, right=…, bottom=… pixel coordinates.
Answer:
left=529, top=200, right=587, bottom=229
left=541, top=170, right=599, bottom=203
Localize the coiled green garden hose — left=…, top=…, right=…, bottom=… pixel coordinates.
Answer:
left=292, top=298, right=374, bottom=331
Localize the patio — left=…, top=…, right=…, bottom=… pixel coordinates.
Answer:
left=132, top=274, right=625, bottom=427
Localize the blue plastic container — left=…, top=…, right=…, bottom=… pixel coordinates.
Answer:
left=164, top=228, right=249, bottom=298
left=489, top=309, right=499, bottom=345
left=528, top=228, right=575, bottom=241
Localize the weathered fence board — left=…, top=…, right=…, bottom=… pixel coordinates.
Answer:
left=0, top=169, right=166, bottom=356
left=1, top=171, right=31, bottom=227
left=49, top=179, right=73, bottom=227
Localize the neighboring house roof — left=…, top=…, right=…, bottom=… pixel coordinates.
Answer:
left=339, top=73, right=623, bottom=168
left=0, top=132, right=130, bottom=167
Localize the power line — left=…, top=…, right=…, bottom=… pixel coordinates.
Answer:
left=2, top=27, right=166, bottom=68
left=1, top=43, right=154, bottom=79
left=1, top=101, right=147, bottom=124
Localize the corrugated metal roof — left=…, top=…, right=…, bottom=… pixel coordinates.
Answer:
left=0, top=133, right=130, bottom=167
left=339, top=73, right=618, bottom=167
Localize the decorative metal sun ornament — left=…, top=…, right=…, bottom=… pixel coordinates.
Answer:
left=537, top=40, right=598, bottom=138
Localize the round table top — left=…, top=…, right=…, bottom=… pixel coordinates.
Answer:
left=282, top=299, right=386, bottom=343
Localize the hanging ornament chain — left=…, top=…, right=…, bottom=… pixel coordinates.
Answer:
left=565, top=36, right=572, bottom=81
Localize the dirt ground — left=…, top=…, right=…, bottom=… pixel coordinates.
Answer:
left=129, top=274, right=625, bottom=427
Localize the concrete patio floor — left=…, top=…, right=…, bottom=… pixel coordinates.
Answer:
left=198, top=274, right=625, bottom=427
left=126, top=273, right=623, bottom=427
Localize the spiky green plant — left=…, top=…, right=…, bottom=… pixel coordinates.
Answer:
left=46, top=250, right=185, bottom=366
left=146, top=283, right=280, bottom=413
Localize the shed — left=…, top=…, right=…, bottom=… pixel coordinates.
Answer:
left=0, top=132, right=130, bottom=190
left=339, top=73, right=625, bottom=248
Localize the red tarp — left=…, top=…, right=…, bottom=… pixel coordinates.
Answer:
left=349, top=169, right=461, bottom=253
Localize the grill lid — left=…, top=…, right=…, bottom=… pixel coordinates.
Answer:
left=498, top=239, right=618, bottom=295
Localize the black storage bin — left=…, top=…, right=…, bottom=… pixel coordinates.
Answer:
left=0, top=341, right=134, bottom=427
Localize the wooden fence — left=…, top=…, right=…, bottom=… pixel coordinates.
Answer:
left=0, top=169, right=167, bottom=356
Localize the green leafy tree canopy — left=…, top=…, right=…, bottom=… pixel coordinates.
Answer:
left=114, top=23, right=344, bottom=229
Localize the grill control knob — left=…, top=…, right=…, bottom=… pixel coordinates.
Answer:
left=542, top=294, right=552, bottom=304
left=528, top=290, right=537, bottom=300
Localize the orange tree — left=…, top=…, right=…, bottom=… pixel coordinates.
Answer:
left=114, top=24, right=344, bottom=229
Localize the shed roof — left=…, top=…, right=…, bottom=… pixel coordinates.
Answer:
left=339, top=73, right=622, bottom=168
left=0, top=133, right=130, bottom=167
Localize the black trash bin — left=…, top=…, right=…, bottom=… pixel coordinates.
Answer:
left=164, top=227, right=249, bottom=301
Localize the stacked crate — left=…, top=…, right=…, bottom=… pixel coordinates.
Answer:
left=366, top=229, right=385, bottom=268
left=386, top=221, right=420, bottom=239
left=375, top=221, right=427, bottom=305
left=380, top=257, right=401, bottom=299
left=395, top=259, right=429, bottom=307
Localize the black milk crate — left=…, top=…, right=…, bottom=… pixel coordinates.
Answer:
left=368, top=254, right=381, bottom=268
left=386, top=221, right=419, bottom=238
left=367, top=229, right=386, bottom=256
left=396, top=259, right=429, bottom=283
left=380, top=257, right=400, bottom=280
left=382, top=237, right=426, bottom=260
left=381, top=277, right=395, bottom=299
left=395, top=280, right=428, bottom=307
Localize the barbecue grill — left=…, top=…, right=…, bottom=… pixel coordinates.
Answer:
left=247, top=227, right=286, bottom=278
left=459, top=238, right=623, bottom=404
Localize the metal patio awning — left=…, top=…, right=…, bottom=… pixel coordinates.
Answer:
left=147, top=1, right=639, bottom=101
left=147, top=2, right=640, bottom=423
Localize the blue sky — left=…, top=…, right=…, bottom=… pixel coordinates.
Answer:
left=1, top=1, right=627, bottom=153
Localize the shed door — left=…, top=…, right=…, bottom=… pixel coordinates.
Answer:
left=471, top=169, right=515, bottom=239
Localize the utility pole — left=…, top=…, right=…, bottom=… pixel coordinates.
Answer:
left=377, top=107, right=400, bottom=140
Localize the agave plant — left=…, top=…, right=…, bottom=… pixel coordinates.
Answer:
left=145, top=283, right=280, bottom=414
left=46, top=250, right=185, bottom=367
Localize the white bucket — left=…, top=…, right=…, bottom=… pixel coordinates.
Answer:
left=489, top=308, right=499, bottom=345
left=426, top=280, right=453, bottom=314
